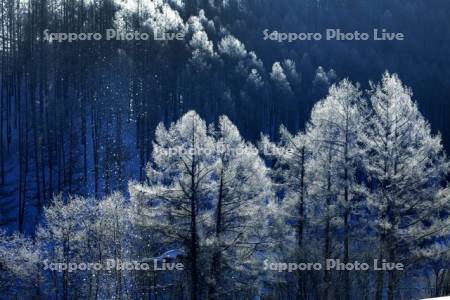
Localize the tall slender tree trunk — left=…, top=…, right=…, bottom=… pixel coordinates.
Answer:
left=343, top=126, right=350, bottom=300
left=190, top=129, right=199, bottom=300
left=375, top=233, right=385, bottom=299
left=190, top=168, right=199, bottom=300
left=209, top=168, right=224, bottom=300
left=297, top=147, right=306, bottom=300
left=0, top=5, right=5, bottom=186
left=387, top=239, right=396, bottom=300
left=323, top=149, right=333, bottom=300
left=92, top=104, right=99, bottom=198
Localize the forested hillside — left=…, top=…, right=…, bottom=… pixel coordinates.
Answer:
left=1, top=0, right=450, bottom=299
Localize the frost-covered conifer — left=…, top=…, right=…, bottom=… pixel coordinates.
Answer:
left=360, top=72, right=450, bottom=299
left=306, top=79, right=364, bottom=299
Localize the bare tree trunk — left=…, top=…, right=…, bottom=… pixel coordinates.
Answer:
left=208, top=169, right=224, bottom=300
left=387, top=233, right=396, bottom=300
left=92, top=103, right=99, bottom=198
left=189, top=128, right=199, bottom=300
left=190, top=161, right=199, bottom=300
left=297, top=147, right=306, bottom=300
left=375, top=234, right=385, bottom=300
left=343, top=127, right=350, bottom=300
left=0, top=3, right=5, bottom=186
left=323, top=150, right=332, bottom=300
left=18, top=73, right=28, bottom=233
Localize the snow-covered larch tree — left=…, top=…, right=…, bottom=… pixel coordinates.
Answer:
left=0, top=230, right=40, bottom=298
left=306, top=78, right=364, bottom=299
left=261, top=126, right=311, bottom=251
left=260, top=126, right=312, bottom=299
left=360, top=72, right=450, bottom=300
left=95, top=192, right=130, bottom=299
left=129, top=111, right=217, bottom=300
left=36, top=192, right=130, bottom=299
left=207, top=115, right=270, bottom=299
left=37, top=195, right=96, bottom=299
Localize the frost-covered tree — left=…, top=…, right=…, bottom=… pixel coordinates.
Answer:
left=187, top=11, right=218, bottom=71
left=360, top=72, right=450, bottom=300
left=305, top=79, right=364, bottom=299
left=218, top=35, right=247, bottom=59
left=37, top=195, right=95, bottom=299
left=246, top=68, right=264, bottom=90
left=282, top=59, right=301, bottom=92
left=128, top=177, right=181, bottom=298
left=0, top=230, right=40, bottom=298
left=270, top=62, right=293, bottom=96
left=130, top=111, right=217, bottom=300
left=95, top=192, right=130, bottom=298
left=260, top=126, right=312, bottom=299
left=312, top=66, right=337, bottom=99
left=36, top=192, right=130, bottom=299
left=207, top=115, right=270, bottom=299
left=129, top=111, right=271, bottom=299
left=261, top=126, right=311, bottom=248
